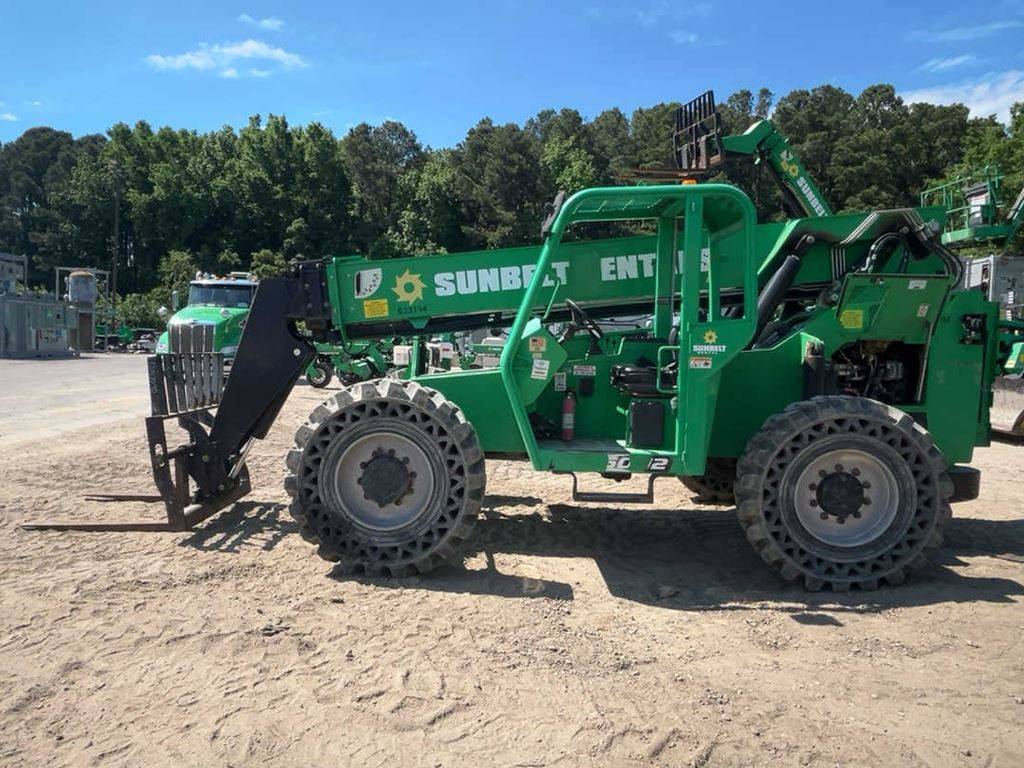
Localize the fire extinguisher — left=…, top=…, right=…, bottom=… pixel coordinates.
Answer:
left=561, top=389, right=576, bottom=441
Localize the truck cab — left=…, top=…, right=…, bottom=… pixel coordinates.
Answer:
left=156, top=273, right=257, bottom=366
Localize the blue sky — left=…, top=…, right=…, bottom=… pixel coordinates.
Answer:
left=2, top=0, right=1023, bottom=145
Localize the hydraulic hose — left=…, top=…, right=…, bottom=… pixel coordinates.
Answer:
left=755, top=253, right=802, bottom=341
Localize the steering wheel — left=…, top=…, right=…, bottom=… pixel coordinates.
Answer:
left=564, top=299, right=604, bottom=351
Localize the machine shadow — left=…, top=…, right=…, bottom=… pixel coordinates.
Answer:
left=361, top=495, right=1024, bottom=614
left=179, top=501, right=297, bottom=553
left=334, top=550, right=576, bottom=601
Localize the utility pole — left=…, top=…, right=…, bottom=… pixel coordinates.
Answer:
left=109, top=159, right=123, bottom=299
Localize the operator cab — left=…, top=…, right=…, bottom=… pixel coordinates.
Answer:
left=158, top=272, right=259, bottom=359
left=494, top=183, right=758, bottom=481
left=187, top=273, right=258, bottom=309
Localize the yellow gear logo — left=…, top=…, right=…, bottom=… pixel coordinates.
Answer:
left=779, top=150, right=800, bottom=178
left=703, top=329, right=718, bottom=344
left=392, top=269, right=426, bottom=304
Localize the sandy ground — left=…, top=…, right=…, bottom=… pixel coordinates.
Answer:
left=0, top=355, right=150, bottom=446
left=0, top=356, right=1023, bottom=768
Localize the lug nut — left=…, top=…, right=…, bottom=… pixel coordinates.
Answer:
left=853, top=511, right=862, bottom=519
left=837, top=517, right=846, bottom=524
left=862, top=498, right=871, bottom=506
left=835, top=464, right=844, bottom=472
left=809, top=482, right=818, bottom=491
left=820, top=512, right=829, bottom=520
left=862, top=481, right=871, bottom=489
left=809, top=499, right=818, bottom=507
left=852, top=468, right=860, bottom=477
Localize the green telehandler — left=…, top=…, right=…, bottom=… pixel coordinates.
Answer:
left=28, top=93, right=1007, bottom=592
left=304, top=339, right=395, bottom=389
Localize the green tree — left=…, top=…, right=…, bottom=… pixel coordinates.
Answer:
left=116, top=292, right=163, bottom=329
left=452, top=118, right=544, bottom=249
left=383, top=149, right=463, bottom=255
left=630, top=103, right=680, bottom=169
left=341, top=121, right=423, bottom=254
left=0, top=84, right=1019, bottom=297
left=250, top=248, right=288, bottom=278
left=0, top=126, right=79, bottom=282
left=588, top=108, right=633, bottom=181
left=158, top=249, right=198, bottom=306
left=541, top=136, right=598, bottom=195
left=291, top=121, right=351, bottom=258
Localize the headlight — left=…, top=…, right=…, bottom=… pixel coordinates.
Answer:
left=220, top=345, right=238, bottom=357
left=156, top=339, right=168, bottom=353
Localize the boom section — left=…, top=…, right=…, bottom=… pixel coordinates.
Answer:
left=722, top=121, right=833, bottom=218
left=326, top=234, right=695, bottom=342
left=673, top=90, right=833, bottom=219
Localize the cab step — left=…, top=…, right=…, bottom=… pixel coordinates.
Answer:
left=565, top=472, right=657, bottom=504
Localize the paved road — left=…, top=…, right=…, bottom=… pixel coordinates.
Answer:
left=0, top=354, right=150, bottom=446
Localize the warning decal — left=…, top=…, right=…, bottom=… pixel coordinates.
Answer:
left=363, top=298, right=390, bottom=318
left=839, top=309, right=864, bottom=330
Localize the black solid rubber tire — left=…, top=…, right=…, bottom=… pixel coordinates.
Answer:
left=284, top=379, right=486, bottom=576
left=307, top=358, right=334, bottom=389
left=735, top=396, right=952, bottom=591
left=680, top=458, right=738, bottom=505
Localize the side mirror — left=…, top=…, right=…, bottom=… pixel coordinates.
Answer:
left=540, top=191, right=567, bottom=239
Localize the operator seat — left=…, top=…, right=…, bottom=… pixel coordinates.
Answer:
left=610, top=325, right=679, bottom=397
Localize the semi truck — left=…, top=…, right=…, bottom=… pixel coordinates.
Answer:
left=155, top=273, right=258, bottom=366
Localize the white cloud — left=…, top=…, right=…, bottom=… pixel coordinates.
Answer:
left=918, top=54, right=976, bottom=73
left=911, top=19, right=1021, bottom=42
left=587, top=2, right=712, bottom=28
left=671, top=31, right=699, bottom=44
left=147, top=38, right=307, bottom=78
left=902, top=70, right=1024, bottom=123
left=670, top=29, right=722, bottom=46
left=239, top=13, right=283, bottom=31
left=0, top=113, right=17, bottom=122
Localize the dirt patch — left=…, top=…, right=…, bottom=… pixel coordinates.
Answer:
left=1, top=380, right=1023, bottom=767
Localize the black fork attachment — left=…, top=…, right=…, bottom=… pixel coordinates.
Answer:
left=673, top=90, right=725, bottom=173
left=23, top=264, right=329, bottom=532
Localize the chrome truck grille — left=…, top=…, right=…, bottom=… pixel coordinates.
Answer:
left=168, top=321, right=215, bottom=353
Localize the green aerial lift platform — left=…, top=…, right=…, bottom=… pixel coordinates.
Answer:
left=922, top=166, right=1024, bottom=434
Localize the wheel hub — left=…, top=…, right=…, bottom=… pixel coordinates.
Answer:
left=792, top=448, right=899, bottom=548
left=814, top=469, right=866, bottom=522
left=322, top=430, right=436, bottom=533
left=358, top=448, right=416, bottom=507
